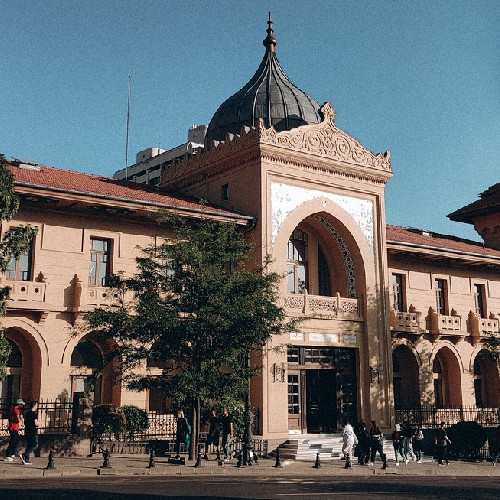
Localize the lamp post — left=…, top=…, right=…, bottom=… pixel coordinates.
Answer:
left=242, top=349, right=253, bottom=466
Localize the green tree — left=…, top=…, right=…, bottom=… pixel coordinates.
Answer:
left=84, top=214, right=295, bottom=457
left=0, top=154, right=37, bottom=381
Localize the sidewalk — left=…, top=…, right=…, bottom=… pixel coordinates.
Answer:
left=1, top=454, right=500, bottom=478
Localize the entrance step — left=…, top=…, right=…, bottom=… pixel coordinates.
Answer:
left=276, top=439, right=298, bottom=459
left=294, top=434, right=394, bottom=462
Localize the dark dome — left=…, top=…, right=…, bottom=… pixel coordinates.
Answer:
left=205, top=15, right=322, bottom=149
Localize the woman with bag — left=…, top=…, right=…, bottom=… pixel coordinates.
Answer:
left=435, top=421, right=451, bottom=466
left=413, top=424, right=424, bottom=463
left=174, top=409, right=191, bottom=458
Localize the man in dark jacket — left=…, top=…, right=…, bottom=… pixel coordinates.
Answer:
left=21, top=400, right=39, bottom=465
left=369, top=420, right=387, bottom=469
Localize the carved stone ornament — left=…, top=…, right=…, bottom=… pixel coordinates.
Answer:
left=166, top=102, right=391, bottom=187
left=259, top=102, right=391, bottom=172
left=271, top=182, right=374, bottom=259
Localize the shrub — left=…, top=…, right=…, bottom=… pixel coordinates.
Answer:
left=122, top=405, right=149, bottom=438
left=92, top=404, right=126, bottom=440
left=447, top=421, right=487, bottom=459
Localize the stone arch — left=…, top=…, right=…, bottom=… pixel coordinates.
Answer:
left=67, top=331, right=121, bottom=406
left=392, top=343, right=421, bottom=408
left=430, top=342, right=464, bottom=407
left=470, top=348, right=500, bottom=407
left=2, top=322, right=45, bottom=400
left=391, top=338, right=422, bottom=367
left=272, top=198, right=375, bottom=298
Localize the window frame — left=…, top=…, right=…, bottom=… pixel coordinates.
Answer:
left=434, top=278, right=447, bottom=315
left=4, top=229, right=34, bottom=282
left=88, top=237, right=112, bottom=287
left=391, top=273, right=405, bottom=312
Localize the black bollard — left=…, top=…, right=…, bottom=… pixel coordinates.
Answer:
left=313, top=452, right=321, bottom=469
left=45, top=450, right=55, bottom=470
left=217, top=448, right=223, bottom=466
left=101, top=449, right=111, bottom=469
left=194, top=450, right=202, bottom=468
left=236, top=451, right=242, bottom=468
left=148, top=448, right=155, bottom=468
left=253, top=452, right=259, bottom=465
left=274, top=447, right=282, bottom=468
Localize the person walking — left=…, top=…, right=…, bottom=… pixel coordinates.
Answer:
left=369, top=420, right=387, bottom=469
left=435, top=421, right=451, bottom=466
left=356, top=421, right=370, bottom=465
left=174, top=409, right=191, bottom=459
left=413, top=424, right=424, bottom=463
left=221, top=407, right=233, bottom=460
left=391, top=423, right=406, bottom=466
left=203, top=408, right=220, bottom=460
left=4, top=398, right=25, bottom=462
left=21, top=400, right=39, bottom=465
left=402, top=421, right=416, bottom=462
left=341, top=418, right=355, bottom=469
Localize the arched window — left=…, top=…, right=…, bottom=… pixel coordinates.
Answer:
left=287, top=229, right=308, bottom=294
left=433, top=357, right=444, bottom=407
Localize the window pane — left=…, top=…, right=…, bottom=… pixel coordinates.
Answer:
left=287, top=264, right=295, bottom=293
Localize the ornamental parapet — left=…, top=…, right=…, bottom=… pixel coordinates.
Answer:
left=283, top=290, right=362, bottom=321
left=467, top=311, right=500, bottom=345
left=390, top=308, right=423, bottom=333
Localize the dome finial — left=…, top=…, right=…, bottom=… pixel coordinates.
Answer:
left=263, top=12, right=277, bottom=53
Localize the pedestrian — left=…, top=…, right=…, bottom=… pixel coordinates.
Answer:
left=391, top=423, right=406, bottom=466
left=341, top=418, right=356, bottom=469
left=203, top=408, right=220, bottom=460
left=435, top=421, right=451, bottom=466
left=402, top=420, right=416, bottom=462
left=355, top=421, right=370, bottom=465
left=174, top=409, right=191, bottom=459
left=369, top=420, right=387, bottom=469
left=4, top=398, right=25, bottom=462
left=413, top=424, right=424, bottom=463
left=21, top=400, right=39, bottom=465
left=221, top=407, right=233, bottom=460
left=489, top=424, right=500, bottom=466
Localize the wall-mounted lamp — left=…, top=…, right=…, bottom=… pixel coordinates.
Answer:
left=272, top=362, right=286, bottom=383
left=370, top=365, right=383, bottom=384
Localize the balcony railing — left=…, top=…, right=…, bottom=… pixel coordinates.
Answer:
left=83, top=286, right=125, bottom=308
left=283, top=291, right=362, bottom=320
left=479, top=317, right=499, bottom=334
left=438, top=313, right=462, bottom=332
left=393, top=311, right=422, bottom=333
left=4, top=280, right=46, bottom=303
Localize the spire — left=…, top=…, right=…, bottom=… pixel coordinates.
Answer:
left=263, top=12, right=277, bottom=53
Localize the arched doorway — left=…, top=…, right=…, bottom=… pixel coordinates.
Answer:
left=392, top=345, right=420, bottom=408
left=473, top=350, right=500, bottom=407
left=70, top=339, right=104, bottom=404
left=433, top=347, right=462, bottom=407
left=0, top=339, right=22, bottom=403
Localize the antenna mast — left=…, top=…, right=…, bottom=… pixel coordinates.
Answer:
left=125, top=72, right=131, bottom=180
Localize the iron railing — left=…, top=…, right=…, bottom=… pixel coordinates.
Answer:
left=395, top=405, right=500, bottom=429
left=0, top=398, right=73, bottom=436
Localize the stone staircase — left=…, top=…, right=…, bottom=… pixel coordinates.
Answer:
left=293, top=434, right=394, bottom=462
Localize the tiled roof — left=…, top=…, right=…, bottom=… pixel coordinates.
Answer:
left=8, top=162, right=249, bottom=220
left=386, top=225, right=500, bottom=258
left=448, top=182, right=500, bottom=223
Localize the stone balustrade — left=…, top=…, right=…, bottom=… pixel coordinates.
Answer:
left=283, top=291, right=362, bottom=320
left=5, top=280, right=46, bottom=302
left=394, top=311, right=422, bottom=332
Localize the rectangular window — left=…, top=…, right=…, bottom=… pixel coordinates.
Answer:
left=89, top=238, right=111, bottom=286
left=221, top=183, right=229, bottom=202
left=5, top=236, right=33, bottom=281
left=434, top=278, right=447, bottom=315
left=473, top=284, right=486, bottom=318
left=287, top=374, right=299, bottom=415
left=391, top=273, right=404, bottom=312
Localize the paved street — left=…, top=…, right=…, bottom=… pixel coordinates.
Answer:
left=0, top=455, right=499, bottom=499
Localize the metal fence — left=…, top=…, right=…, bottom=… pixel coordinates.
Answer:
left=395, top=405, right=500, bottom=429
left=0, top=398, right=73, bottom=436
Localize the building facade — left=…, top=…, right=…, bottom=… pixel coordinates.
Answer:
left=2, top=17, right=499, bottom=443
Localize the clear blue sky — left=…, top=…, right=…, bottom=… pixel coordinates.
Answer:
left=2, top=1, right=499, bottom=241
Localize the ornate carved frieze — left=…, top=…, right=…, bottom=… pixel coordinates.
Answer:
left=164, top=102, right=391, bottom=189
left=271, top=182, right=374, bottom=262
left=259, top=103, right=391, bottom=173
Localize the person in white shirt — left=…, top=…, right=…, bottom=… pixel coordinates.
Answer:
left=342, top=418, right=356, bottom=469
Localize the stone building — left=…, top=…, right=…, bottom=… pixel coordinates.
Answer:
left=1, top=17, right=499, bottom=445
